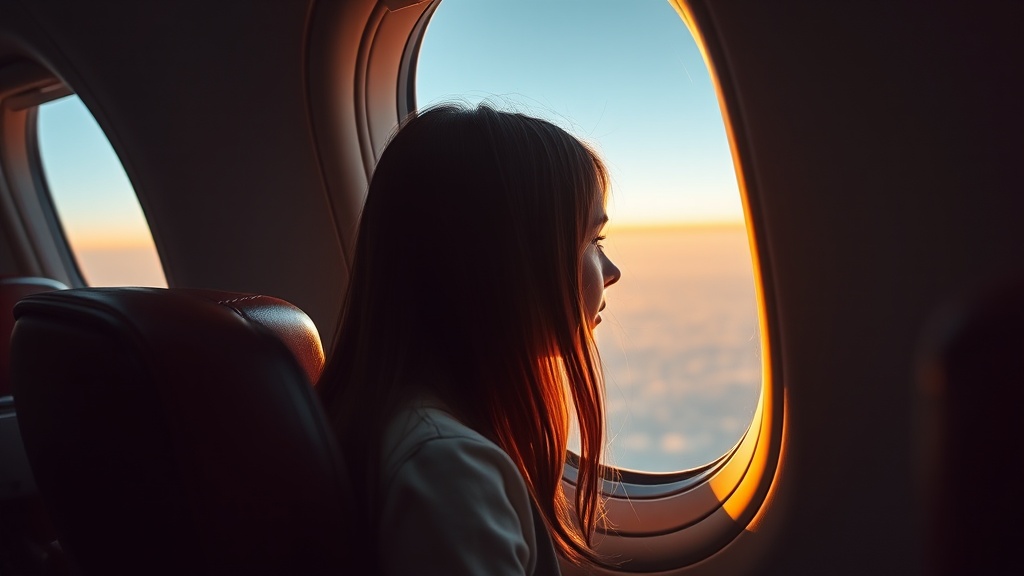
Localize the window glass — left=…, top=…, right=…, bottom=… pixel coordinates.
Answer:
left=36, top=96, right=166, bottom=287
left=417, top=0, right=760, bottom=472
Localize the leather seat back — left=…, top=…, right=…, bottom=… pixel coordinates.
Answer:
left=12, top=287, right=352, bottom=575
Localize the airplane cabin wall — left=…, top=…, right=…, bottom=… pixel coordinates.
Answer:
left=0, top=227, right=17, bottom=275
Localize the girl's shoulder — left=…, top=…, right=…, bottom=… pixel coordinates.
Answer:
left=377, top=399, right=558, bottom=575
left=381, top=398, right=506, bottom=479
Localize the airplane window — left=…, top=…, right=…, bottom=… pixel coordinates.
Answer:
left=416, top=0, right=760, bottom=473
left=36, top=96, right=167, bottom=287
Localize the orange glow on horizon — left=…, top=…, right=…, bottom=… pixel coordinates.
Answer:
left=604, top=220, right=745, bottom=234
left=71, top=235, right=159, bottom=251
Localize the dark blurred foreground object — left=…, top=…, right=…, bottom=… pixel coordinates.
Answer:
left=918, top=277, right=1024, bottom=576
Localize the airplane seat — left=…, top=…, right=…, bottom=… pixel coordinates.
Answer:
left=10, top=287, right=354, bottom=576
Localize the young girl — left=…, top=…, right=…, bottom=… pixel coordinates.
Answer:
left=318, top=103, right=621, bottom=575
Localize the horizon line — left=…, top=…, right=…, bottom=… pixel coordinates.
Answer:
left=73, top=220, right=748, bottom=250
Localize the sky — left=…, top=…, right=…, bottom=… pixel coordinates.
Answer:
left=38, top=97, right=153, bottom=250
left=416, top=0, right=742, bottom=228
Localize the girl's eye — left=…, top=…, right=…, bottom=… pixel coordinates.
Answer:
left=593, top=235, right=606, bottom=249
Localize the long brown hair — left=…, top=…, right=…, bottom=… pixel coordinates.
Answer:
left=318, top=103, right=610, bottom=566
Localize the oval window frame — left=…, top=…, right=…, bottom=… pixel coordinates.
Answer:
left=307, top=0, right=785, bottom=570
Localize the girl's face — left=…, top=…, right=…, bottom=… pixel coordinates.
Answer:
left=581, top=199, right=621, bottom=328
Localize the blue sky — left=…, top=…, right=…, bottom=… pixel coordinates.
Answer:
left=416, top=0, right=742, bottom=227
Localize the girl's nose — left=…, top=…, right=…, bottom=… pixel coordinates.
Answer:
left=603, top=253, right=621, bottom=287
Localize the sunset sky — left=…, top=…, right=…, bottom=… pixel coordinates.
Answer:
left=416, top=0, right=742, bottom=228
left=37, top=98, right=150, bottom=251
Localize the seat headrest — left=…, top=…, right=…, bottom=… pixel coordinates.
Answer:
left=11, top=287, right=350, bottom=574
left=168, top=288, right=326, bottom=384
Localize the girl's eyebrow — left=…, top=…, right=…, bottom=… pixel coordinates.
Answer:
left=593, top=214, right=609, bottom=228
